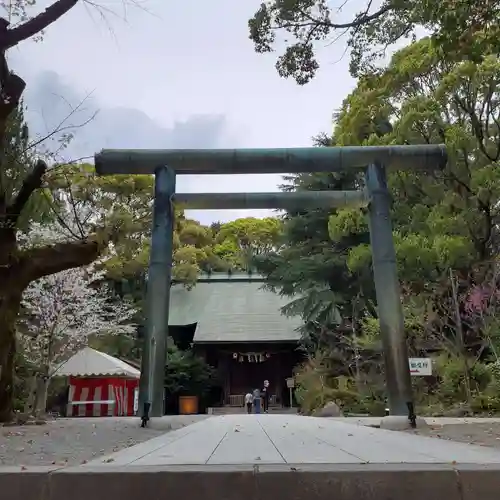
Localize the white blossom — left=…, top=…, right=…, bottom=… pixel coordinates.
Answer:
left=19, top=266, right=138, bottom=375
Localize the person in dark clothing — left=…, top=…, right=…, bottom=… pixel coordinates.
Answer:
left=253, top=388, right=262, bottom=414
left=262, top=380, right=270, bottom=413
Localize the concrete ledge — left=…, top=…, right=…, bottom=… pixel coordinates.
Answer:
left=2, top=463, right=500, bottom=500
left=0, top=466, right=62, bottom=500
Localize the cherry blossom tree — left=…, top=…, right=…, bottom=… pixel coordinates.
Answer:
left=18, top=266, right=137, bottom=416
left=0, top=0, right=154, bottom=422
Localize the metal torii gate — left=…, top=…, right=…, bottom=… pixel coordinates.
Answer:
left=95, top=145, right=447, bottom=424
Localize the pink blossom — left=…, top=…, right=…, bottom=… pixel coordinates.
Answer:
left=465, top=285, right=499, bottom=313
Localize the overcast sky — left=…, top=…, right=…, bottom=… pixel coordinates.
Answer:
left=9, top=0, right=360, bottom=223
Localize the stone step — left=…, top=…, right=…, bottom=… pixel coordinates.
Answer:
left=209, top=406, right=298, bottom=415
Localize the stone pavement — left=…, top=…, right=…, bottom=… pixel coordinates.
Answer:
left=3, top=414, right=500, bottom=500
left=81, top=414, right=500, bottom=465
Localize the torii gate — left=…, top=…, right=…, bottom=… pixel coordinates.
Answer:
left=95, top=145, right=447, bottom=426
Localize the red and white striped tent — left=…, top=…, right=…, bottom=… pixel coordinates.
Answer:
left=53, top=347, right=140, bottom=417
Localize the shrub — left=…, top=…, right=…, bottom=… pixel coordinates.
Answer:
left=294, top=353, right=386, bottom=415
left=470, top=394, right=500, bottom=414
left=164, top=343, right=215, bottom=396
left=434, top=355, right=491, bottom=403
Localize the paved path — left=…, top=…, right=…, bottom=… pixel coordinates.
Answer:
left=5, top=415, right=500, bottom=466
left=3, top=415, right=500, bottom=500
left=84, top=414, right=500, bottom=466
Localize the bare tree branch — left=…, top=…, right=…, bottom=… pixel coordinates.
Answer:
left=1, top=0, right=79, bottom=49
left=295, top=4, right=391, bottom=30
left=25, top=90, right=97, bottom=157
left=62, top=171, right=86, bottom=238
left=18, top=233, right=109, bottom=285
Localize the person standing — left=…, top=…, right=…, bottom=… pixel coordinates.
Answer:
left=253, top=387, right=261, bottom=414
left=262, top=380, right=270, bottom=413
left=244, top=391, right=253, bottom=414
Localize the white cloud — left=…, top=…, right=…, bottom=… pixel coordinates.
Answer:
left=10, top=0, right=359, bottom=223
left=22, top=70, right=282, bottom=222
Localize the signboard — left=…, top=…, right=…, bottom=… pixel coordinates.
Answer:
left=409, top=358, right=432, bottom=376
left=286, top=378, right=295, bottom=409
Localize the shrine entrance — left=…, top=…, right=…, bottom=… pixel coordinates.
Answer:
left=230, top=352, right=272, bottom=395
left=95, top=145, right=447, bottom=423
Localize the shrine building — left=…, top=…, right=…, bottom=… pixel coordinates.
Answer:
left=168, top=272, right=304, bottom=408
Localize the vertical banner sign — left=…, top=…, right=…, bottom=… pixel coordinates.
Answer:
left=133, top=387, right=139, bottom=415
left=286, top=377, right=295, bottom=409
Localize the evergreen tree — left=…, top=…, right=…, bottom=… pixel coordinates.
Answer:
left=254, top=136, right=374, bottom=351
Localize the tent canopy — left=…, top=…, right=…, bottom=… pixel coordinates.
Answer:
left=53, top=347, right=140, bottom=379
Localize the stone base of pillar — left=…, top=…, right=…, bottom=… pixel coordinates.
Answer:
left=379, top=415, right=429, bottom=431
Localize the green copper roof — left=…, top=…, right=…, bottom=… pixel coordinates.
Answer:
left=168, top=273, right=302, bottom=343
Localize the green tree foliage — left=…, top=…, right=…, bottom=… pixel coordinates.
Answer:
left=88, top=332, right=141, bottom=361
left=164, top=343, right=215, bottom=397
left=174, top=212, right=231, bottom=281
left=87, top=178, right=230, bottom=285
left=333, top=36, right=500, bottom=287
left=248, top=0, right=500, bottom=82
left=265, top=25, right=500, bottom=413
left=294, top=352, right=386, bottom=415
left=1, top=105, right=54, bottom=231
left=212, top=217, right=283, bottom=270
left=308, top=35, right=500, bottom=412
left=254, top=136, right=373, bottom=349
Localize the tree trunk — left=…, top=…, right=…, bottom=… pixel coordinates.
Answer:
left=0, top=225, right=23, bottom=422
left=0, top=233, right=108, bottom=422
left=33, top=372, right=50, bottom=417
left=24, top=375, right=37, bottom=414
left=449, top=269, right=473, bottom=405
left=23, top=371, right=50, bottom=418
left=0, top=290, right=22, bottom=423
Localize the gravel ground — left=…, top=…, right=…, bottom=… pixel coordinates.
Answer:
left=409, top=422, right=500, bottom=448
left=0, top=417, right=203, bottom=466
left=4, top=417, right=500, bottom=466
